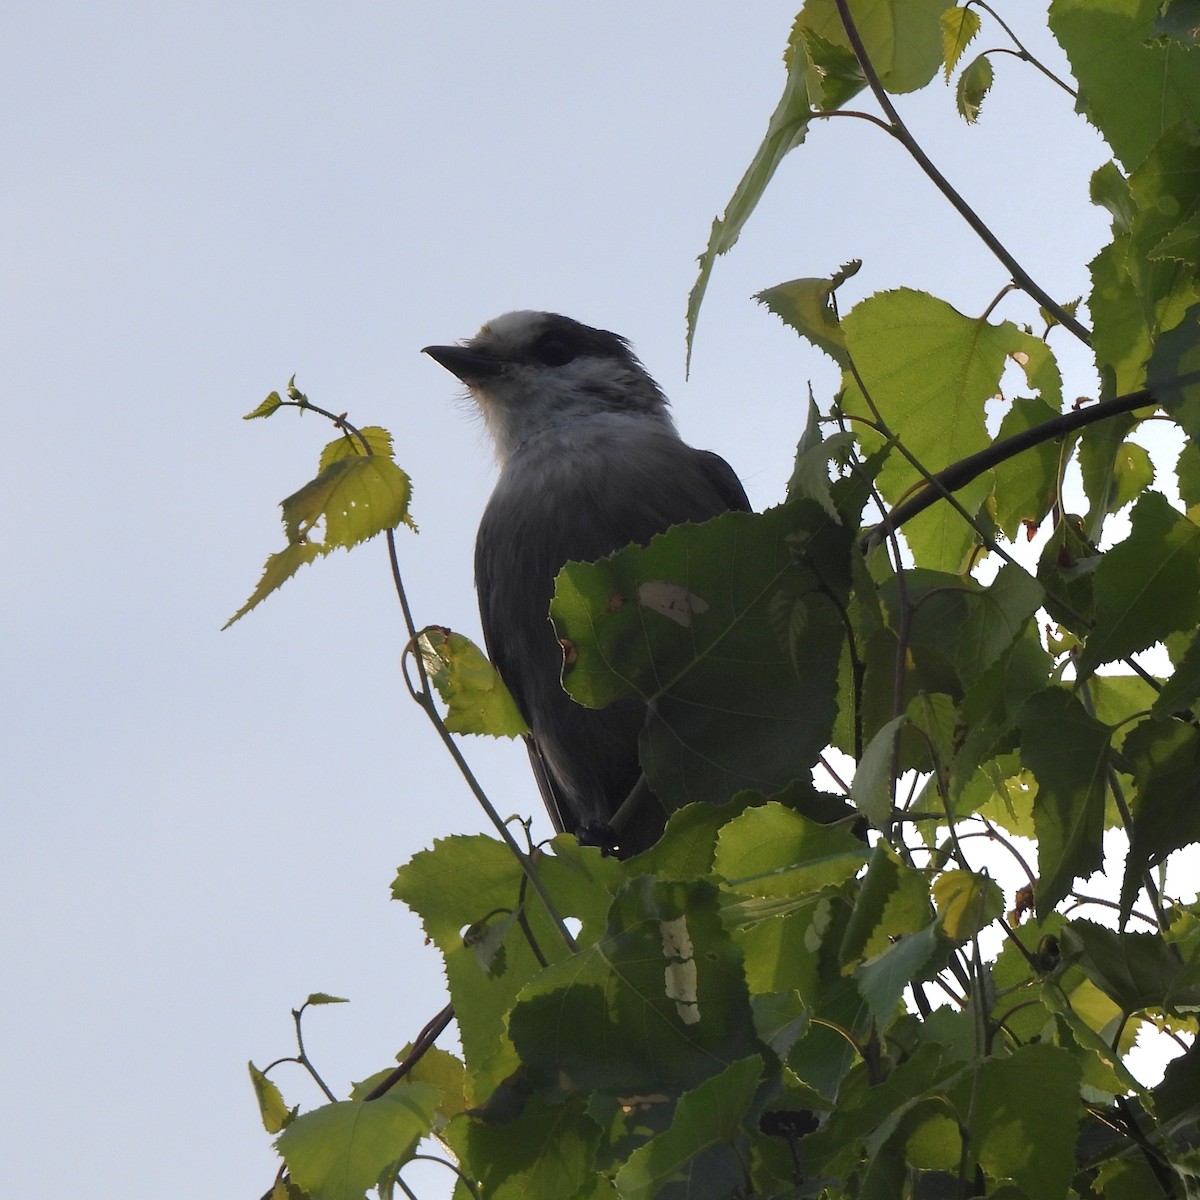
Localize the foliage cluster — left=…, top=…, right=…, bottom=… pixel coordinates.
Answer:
left=234, top=3, right=1200, bottom=1198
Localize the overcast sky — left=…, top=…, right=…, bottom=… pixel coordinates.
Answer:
left=3, top=5, right=1114, bottom=1197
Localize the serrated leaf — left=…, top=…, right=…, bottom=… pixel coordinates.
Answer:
left=798, top=0, right=949, bottom=94
left=391, top=835, right=607, bottom=1101
left=224, top=541, right=324, bottom=629
left=955, top=53, right=993, bottom=124
left=1050, top=0, right=1200, bottom=170
left=841, top=290, right=1051, bottom=571
left=850, top=715, right=907, bottom=828
left=275, top=1088, right=439, bottom=1200
left=1077, top=492, right=1200, bottom=678
left=756, top=260, right=861, bottom=367
left=953, top=563, right=1043, bottom=682
left=551, top=502, right=850, bottom=809
left=855, top=921, right=942, bottom=1026
left=249, top=1062, right=293, bottom=1134
left=714, top=802, right=870, bottom=899
left=1062, top=919, right=1200, bottom=1016
left=1154, top=301, right=1200, bottom=442
left=1120, top=718, right=1200, bottom=921
left=245, top=390, right=284, bottom=420
left=933, top=869, right=1003, bottom=941
left=282, top=455, right=414, bottom=548
left=1154, top=629, right=1200, bottom=716
left=507, top=877, right=761, bottom=1097
left=1019, top=689, right=1110, bottom=916
left=318, top=426, right=396, bottom=471
left=1089, top=127, right=1200, bottom=394
left=444, top=1094, right=601, bottom=1200
left=687, top=27, right=814, bottom=362
left=969, top=1044, right=1081, bottom=1200
left=839, top=841, right=931, bottom=967
left=991, top=395, right=1061, bottom=540
left=418, top=628, right=528, bottom=738
left=800, top=25, right=866, bottom=110
left=614, top=1055, right=762, bottom=1200
left=941, top=6, right=980, bottom=78
left=1090, top=161, right=1135, bottom=232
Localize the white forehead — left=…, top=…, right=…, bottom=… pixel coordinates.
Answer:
left=470, top=310, right=548, bottom=350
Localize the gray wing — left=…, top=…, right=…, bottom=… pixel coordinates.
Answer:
left=474, top=424, right=749, bottom=846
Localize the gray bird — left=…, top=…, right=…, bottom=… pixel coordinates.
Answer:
left=424, top=311, right=750, bottom=855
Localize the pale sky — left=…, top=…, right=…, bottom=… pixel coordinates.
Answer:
left=3, top=5, right=1111, bottom=1197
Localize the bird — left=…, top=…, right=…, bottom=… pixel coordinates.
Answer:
left=424, top=311, right=750, bottom=856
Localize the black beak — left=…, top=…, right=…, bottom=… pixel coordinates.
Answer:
left=422, top=344, right=505, bottom=384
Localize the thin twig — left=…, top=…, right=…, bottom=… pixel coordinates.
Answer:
left=362, top=1003, right=457, bottom=1101
left=832, top=0, right=1091, bottom=344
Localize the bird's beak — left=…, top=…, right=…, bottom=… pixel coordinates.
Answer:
left=422, top=344, right=505, bottom=384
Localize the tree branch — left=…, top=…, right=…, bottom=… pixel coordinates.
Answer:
left=861, top=374, right=1200, bottom=550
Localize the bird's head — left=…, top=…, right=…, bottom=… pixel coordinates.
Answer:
left=423, top=311, right=671, bottom=462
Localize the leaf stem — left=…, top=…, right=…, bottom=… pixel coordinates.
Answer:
left=832, top=0, right=1091, bottom=345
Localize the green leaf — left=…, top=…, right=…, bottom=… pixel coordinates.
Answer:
left=1090, top=161, right=1135, bottom=233
left=275, top=1087, right=439, bottom=1200
left=614, top=1055, right=762, bottom=1200
left=841, top=290, right=1050, bottom=571
left=784, top=395, right=855, bottom=519
left=1120, top=719, right=1200, bottom=921
left=715, top=802, right=869, bottom=898
left=507, top=877, right=761, bottom=1097
left=1062, top=919, right=1200, bottom=1016
left=799, top=25, right=866, bottom=110
left=1154, top=629, right=1200, bottom=716
left=798, top=0, right=949, bottom=94
left=551, top=502, right=850, bottom=809
left=392, top=836, right=601, bottom=1101
left=941, top=5, right=980, bottom=78
left=417, top=628, right=528, bottom=738
left=953, top=563, right=1043, bottom=682
left=1089, top=126, right=1200, bottom=394
left=756, top=260, right=861, bottom=367
left=991, top=395, right=1061, bottom=540
left=1153, top=301, right=1200, bottom=442
left=687, top=28, right=814, bottom=362
left=304, top=993, right=349, bottom=1006
left=1050, top=0, right=1200, bottom=170
left=850, top=715, right=907, bottom=828
left=249, top=1062, right=294, bottom=1134
left=445, top=1095, right=601, bottom=1200
left=1019, top=689, right=1111, bottom=915
left=1110, top=440, right=1155, bottom=513
left=244, top=390, right=284, bottom=420
left=969, top=1044, right=1082, bottom=1200
left=955, top=53, right=993, bottom=124
left=855, top=921, right=942, bottom=1027
left=1179, top=441, right=1200, bottom=507
left=839, top=841, right=931, bottom=967
left=933, top=869, right=1003, bottom=941
left=1077, top=492, right=1200, bottom=677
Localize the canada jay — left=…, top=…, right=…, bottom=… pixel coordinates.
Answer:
left=424, top=311, right=750, bottom=855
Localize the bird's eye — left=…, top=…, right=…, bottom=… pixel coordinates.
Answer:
left=533, top=337, right=575, bottom=367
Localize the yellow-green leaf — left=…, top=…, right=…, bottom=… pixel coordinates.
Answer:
left=940, top=6, right=980, bottom=78
left=249, top=1061, right=293, bottom=1134
left=419, top=628, right=529, bottom=737
left=244, top=390, right=284, bottom=420
left=318, top=425, right=396, bottom=471
left=282, top=455, right=415, bottom=548
left=933, top=869, right=1003, bottom=941
left=224, top=541, right=324, bottom=629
